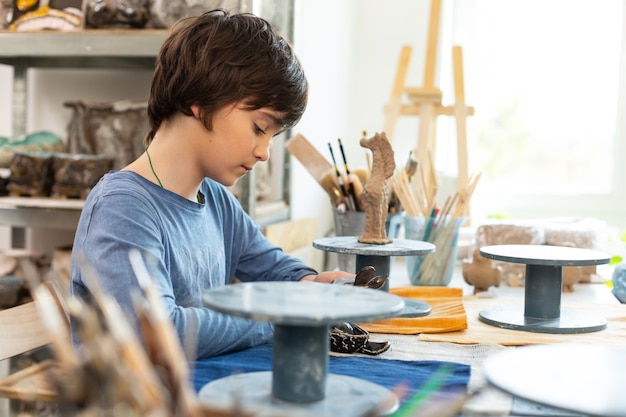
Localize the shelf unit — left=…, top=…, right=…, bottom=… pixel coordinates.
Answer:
left=0, top=30, right=168, bottom=137
left=0, top=30, right=289, bottom=242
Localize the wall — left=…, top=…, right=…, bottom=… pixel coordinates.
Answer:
left=292, top=0, right=432, bottom=241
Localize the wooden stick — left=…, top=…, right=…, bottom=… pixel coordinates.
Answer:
left=441, top=192, right=458, bottom=219
left=391, top=170, right=422, bottom=217
left=383, top=46, right=413, bottom=144
left=129, top=250, right=202, bottom=417
left=401, top=171, right=424, bottom=216
left=76, top=256, right=164, bottom=406
left=416, top=160, right=431, bottom=209
left=390, top=173, right=412, bottom=216
left=31, top=284, right=75, bottom=365
left=423, top=0, right=442, bottom=89
left=436, top=195, right=451, bottom=223
left=284, top=133, right=332, bottom=182
left=453, top=45, right=470, bottom=204
left=427, top=151, right=438, bottom=201
left=453, top=172, right=481, bottom=217
left=419, top=216, right=462, bottom=284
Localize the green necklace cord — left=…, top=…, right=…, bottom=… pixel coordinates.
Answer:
left=145, top=147, right=164, bottom=188
left=145, top=147, right=204, bottom=204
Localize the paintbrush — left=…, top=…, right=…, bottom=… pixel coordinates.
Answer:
left=129, top=250, right=203, bottom=417
left=338, top=138, right=361, bottom=211
left=404, top=150, right=418, bottom=180
left=328, top=142, right=355, bottom=211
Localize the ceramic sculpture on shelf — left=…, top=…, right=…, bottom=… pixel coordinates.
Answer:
left=358, top=131, right=395, bottom=245
left=7, top=151, right=55, bottom=197
left=462, top=248, right=502, bottom=294
left=0, top=131, right=65, bottom=167
left=149, top=0, right=241, bottom=28
left=7, top=0, right=83, bottom=31
left=84, top=0, right=150, bottom=28
left=64, top=100, right=149, bottom=170
left=51, top=153, right=114, bottom=199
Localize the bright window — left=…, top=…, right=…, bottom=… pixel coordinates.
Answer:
left=447, top=0, right=623, bottom=221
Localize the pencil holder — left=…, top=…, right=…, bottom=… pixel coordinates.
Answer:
left=332, top=209, right=365, bottom=272
left=403, top=215, right=467, bottom=286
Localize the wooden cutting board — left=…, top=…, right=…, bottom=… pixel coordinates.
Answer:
left=284, top=133, right=332, bottom=184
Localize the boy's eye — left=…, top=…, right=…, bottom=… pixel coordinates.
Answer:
left=254, top=124, right=267, bottom=135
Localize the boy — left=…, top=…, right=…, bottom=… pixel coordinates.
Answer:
left=70, top=9, right=350, bottom=359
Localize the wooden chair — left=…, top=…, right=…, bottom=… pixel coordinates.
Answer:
left=0, top=280, right=70, bottom=411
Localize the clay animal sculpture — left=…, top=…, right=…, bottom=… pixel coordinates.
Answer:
left=358, top=132, right=395, bottom=244
left=329, top=266, right=390, bottom=355
left=462, top=249, right=502, bottom=294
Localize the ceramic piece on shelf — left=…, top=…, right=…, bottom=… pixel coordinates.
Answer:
left=149, top=0, right=241, bottom=28
left=64, top=100, right=148, bottom=171
left=0, top=0, right=12, bottom=30
left=51, top=153, right=114, bottom=199
left=0, top=131, right=65, bottom=168
left=6, top=151, right=55, bottom=197
left=9, top=1, right=84, bottom=31
left=84, top=0, right=150, bottom=29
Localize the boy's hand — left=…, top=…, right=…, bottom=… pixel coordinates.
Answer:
left=300, top=270, right=354, bottom=283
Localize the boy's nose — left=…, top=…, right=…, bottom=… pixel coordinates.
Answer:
left=254, top=140, right=271, bottom=161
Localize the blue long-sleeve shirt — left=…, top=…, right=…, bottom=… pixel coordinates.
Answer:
left=70, top=171, right=317, bottom=359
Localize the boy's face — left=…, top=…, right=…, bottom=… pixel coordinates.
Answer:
left=195, top=103, right=285, bottom=186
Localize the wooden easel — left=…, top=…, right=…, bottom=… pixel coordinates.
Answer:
left=383, top=0, right=474, bottom=216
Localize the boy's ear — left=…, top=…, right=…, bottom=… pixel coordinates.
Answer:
left=190, top=104, right=202, bottom=119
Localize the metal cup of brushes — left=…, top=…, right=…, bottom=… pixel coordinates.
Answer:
left=404, top=215, right=467, bottom=286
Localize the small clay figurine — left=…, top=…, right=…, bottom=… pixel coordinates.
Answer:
left=329, top=265, right=390, bottom=355
left=353, top=265, right=388, bottom=289
left=462, top=248, right=502, bottom=294
left=329, top=322, right=389, bottom=355
left=358, top=132, right=395, bottom=244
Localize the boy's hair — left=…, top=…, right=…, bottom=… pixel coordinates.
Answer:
left=145, top=9, right=308, bottom=144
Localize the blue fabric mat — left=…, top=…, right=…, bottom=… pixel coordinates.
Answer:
left=190, top=343, right=471, bottom=405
